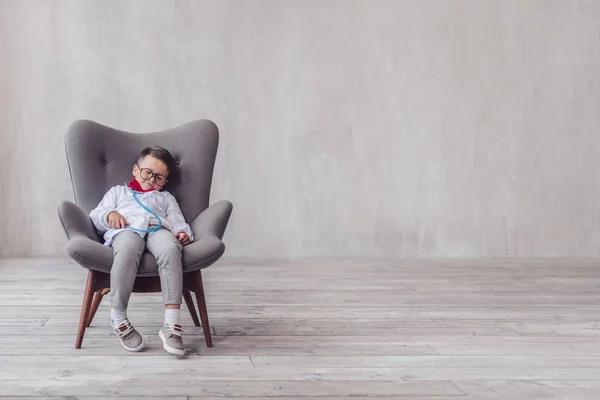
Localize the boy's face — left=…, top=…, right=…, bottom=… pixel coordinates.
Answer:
left=133, top=155, right=169, bottom=191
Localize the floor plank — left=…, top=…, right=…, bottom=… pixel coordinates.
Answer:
left=0, top=380, right=464, bottom=397
left=2, top=304, right=600, bottom=321
left=454, top=380, right=600, bottom=400
left=0, top=257, right=599, bottom=398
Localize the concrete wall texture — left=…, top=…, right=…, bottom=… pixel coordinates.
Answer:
left=1, top=0, right=600, bottom=258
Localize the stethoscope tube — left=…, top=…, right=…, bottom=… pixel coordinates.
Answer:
left=125, top=189, right=162, bottom=233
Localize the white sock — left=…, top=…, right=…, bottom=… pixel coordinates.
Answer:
left=111, top=308, right=127, bottom=326
left=164, top=309, right=180, bottom=326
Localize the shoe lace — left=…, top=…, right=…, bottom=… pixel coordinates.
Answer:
left=165, top=323, right=183, bottom=337
left=113, top=319, right=134, bottom=338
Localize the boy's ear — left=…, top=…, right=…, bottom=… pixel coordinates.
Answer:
left=164, top=166, right=181, bottom=191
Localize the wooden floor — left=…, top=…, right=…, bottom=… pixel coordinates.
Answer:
left=0, top=258, right=599, bottom=399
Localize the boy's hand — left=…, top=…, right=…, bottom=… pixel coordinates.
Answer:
left=107, top=211, right=129, bottom=229
left=175, top=232, right=190, bottom=246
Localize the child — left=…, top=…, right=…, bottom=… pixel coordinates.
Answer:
left=89, top=146, right=193, bottom=356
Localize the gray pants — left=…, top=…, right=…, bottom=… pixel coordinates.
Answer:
left=110, top=228, right=183, bottom=311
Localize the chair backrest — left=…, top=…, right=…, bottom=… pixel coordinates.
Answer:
left=65, top=119, right=219, bottom=222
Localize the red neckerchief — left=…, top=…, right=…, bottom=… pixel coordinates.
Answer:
left=128, top=179, right=157, bottom=193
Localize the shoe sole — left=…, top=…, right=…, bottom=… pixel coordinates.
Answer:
left=118, top=335, right=145, bottom=352
left=159, top=329, right=185, bottom=356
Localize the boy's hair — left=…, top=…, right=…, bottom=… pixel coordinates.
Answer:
left=138, top=146, right=176, bottom=173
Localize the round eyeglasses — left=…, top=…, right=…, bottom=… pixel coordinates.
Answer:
left=137, top=165, right=168, bottom=185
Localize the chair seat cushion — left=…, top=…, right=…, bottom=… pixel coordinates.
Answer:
left=66, top=235, right=225, bottom=276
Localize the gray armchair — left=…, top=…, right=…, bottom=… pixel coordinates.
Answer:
left=58, top=119, right=233, bottom=349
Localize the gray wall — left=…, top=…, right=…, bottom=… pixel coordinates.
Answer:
left=2, top=0, right=600, bottom=258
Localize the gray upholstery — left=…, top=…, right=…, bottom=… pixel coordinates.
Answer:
left=58, top=119, right=232, bottom=276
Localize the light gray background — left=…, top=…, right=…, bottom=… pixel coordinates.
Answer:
left=1, top=0, right=600, bottom=258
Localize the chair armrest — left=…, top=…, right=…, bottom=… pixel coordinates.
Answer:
left=191, top=200, right=233, bottom=241
left=58, top=201, right=102, bottom=242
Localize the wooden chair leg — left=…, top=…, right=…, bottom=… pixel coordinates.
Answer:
left=183, top=289, right=200, bottom=327
left=194, top=271, right=212, bottom=347
left=76, top=270, right=96, bottom=349
left=87, top=288, right=109, bottom=327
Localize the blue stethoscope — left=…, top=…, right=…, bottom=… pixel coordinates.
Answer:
left=125, top=188, right=162, bottom=233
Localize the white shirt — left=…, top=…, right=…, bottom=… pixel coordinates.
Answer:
left=89, top=184, right=194, bottom=247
